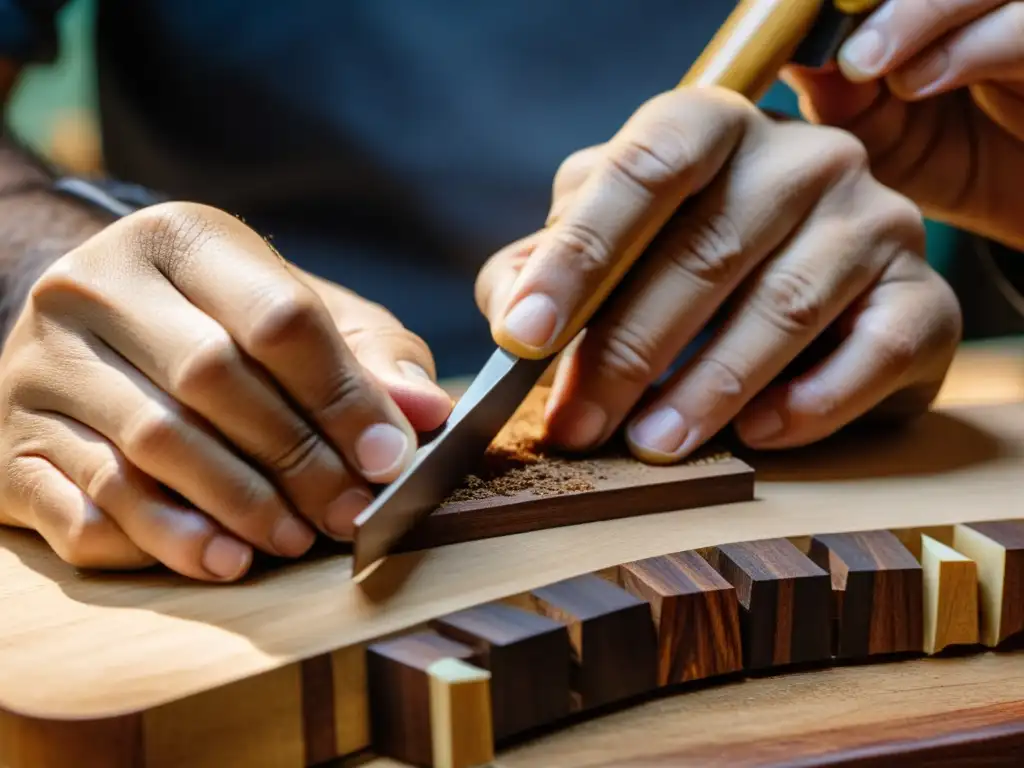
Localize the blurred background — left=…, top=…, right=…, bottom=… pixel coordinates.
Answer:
left=9, top=0, right=1023, bottom=344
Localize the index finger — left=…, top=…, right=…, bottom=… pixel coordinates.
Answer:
left=119, top=203, right=417, bottom=485
left=491, top=88, right=753, bottom=359
left=838, top=0, right=1005, bottom=80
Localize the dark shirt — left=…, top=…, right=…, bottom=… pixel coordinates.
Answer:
left=3, top=1, right=802, bottom=375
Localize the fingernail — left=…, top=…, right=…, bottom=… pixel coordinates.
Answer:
left=502, top=293, right=560, bottom=349
left=551, top=399, right=607, bottom=450
left=741, top=408, right=784, bottom=444
left=271, top=516, right=316, bottom=557
left=839, top=29, right=887, bottom=78
left=355, top=423, right=410, bottom=480
left=627, top=406, right=687, bottom=455
left=325, top=487, right=373, bottom=538
left=202, top=535, right=252, bottom=580
left=894, top=50, right=949, bottom=95
left=397, top=361, right=433, bottom=383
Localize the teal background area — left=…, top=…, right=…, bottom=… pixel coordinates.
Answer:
left=7, top=0, right=960, bottom=276
left=8, top=0, right=97, bottom=154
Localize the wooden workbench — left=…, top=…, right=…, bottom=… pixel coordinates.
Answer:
left=2, top=340, right=1024, bottom=766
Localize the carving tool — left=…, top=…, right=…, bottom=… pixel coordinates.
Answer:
left=351, top=0, right=885, bottom=576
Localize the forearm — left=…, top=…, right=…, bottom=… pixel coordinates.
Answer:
left=0, top=135, right=109, bottom=345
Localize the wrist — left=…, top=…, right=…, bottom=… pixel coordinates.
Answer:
left=0, top=188, right=109, bottom=345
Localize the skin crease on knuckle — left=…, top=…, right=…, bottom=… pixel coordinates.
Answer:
left=167, top=328, right=332, bottom=478
left=124, top=202, right=230, bottom=284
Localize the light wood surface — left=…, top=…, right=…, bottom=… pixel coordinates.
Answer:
left=426, top=659, right=494, bottom=768
left=1, top=342, right=1023, bottom=725
left=920, top=534, right=979, bottom=654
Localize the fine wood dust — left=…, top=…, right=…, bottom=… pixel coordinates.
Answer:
left=442, top=387, right=602, bottom=504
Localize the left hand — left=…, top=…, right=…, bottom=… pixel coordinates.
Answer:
left=475, top=88, right=962, bottom=464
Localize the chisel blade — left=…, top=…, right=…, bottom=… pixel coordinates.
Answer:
left=351, top=347, right=550, bottom=576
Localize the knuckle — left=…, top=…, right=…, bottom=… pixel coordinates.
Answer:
left=83, top=459, right=128, bottom=511
left=864, top=188, right=926, bottom=245
left=608, top=131, right=687, bottom=193
left=820, top=127, right=870, bottom=173
left=663, top=211, right=745, bottom=286
left=751, top=267, right=826, bottom=335
left=56, top=505, right=120, bottom=569
left=171, top=331, right=244, bottom=399
left=695, top=355, right=747, bottom=400
left=782, top=123, right=870, bottom=179
left=265, top=428, right=324, bottom=477
left=121, top=404, right=185, bottom=462
left=316, top=366, right=378, bottom=424
left=554, top=145, right=601, bottom=189
left=228, top=477, right=286, bottom=524
left=551, top=220, right=615, bottom=275
left=923, top=274, right=964, bottom=349
left=246, top=286, right=327, bottom=354
left=867, top=323, right=921, bottom=379
left=590, top=325, right=660, bottom=386
left=126, top=202, right=226, bottom=281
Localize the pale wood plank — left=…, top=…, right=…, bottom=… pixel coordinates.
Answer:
left=142, top=664, right=304, bottom=768
left=0, top=345, right=1023, bottom=720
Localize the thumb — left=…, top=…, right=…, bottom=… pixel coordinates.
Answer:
left=780, top=64, right=883, bottom=128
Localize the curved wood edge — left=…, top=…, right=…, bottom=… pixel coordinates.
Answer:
left=618, top=700, right=1024, bottom=766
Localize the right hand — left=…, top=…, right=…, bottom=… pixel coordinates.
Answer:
left=0, top=202, right=451, bottom=581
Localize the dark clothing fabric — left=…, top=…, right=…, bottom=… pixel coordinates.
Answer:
left=2, top=0, right=743, bottom=375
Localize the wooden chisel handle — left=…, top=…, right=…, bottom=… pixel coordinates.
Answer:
left=497, top=0, right=865, bottom=361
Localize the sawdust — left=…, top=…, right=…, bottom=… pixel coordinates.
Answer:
left=442, top=387, right=600, bottom=504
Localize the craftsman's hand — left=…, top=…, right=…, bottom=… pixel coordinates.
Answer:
left=783, top=0, right=1024, bottom=249
left=0, top=203, right=451, bottom=580
left=476, top=87, right=961, bottom=464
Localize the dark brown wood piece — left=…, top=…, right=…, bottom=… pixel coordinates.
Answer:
left=809, top=530, right=924, bottom=658
left=366, top=630, right=481, bottom=767
left=299, top=654, right=337, bottom=765
left=431, top=602, right=571, bottom=741
left=617, top=551, right=742, bottom=685
left=396, top=456, right=754, bottom=552
left=706, top=538, right=831, bottom=669
left=528, top=574, right=658, bottom=711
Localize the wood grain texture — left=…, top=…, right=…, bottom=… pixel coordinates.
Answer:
left=618, top=552, right=742, bottom=685
left=397, top=456, right=754, bottom=551
left=809, top=531, right=924, bottom=657
left=0, top=711, right=140, bottom=768
left=331, top=644, right=371, bottom=757
left=953, top=521, right=1024, bottom=647
left=0, top=369, right=1022, bottom=722
left=706, top=538, right=831, bottom=669
left=143, top=663, right=304, bottom=768
left=431, top=602, right=570, bottom=740
left=496, top=652, right=1024, bottom=767
left=366, top=631, right=481, bottom=767
left=301, top=654, right=336, bottom=765
left=426, top=659, right=494, bottom=768
left=527, top=574, right=658, bottom=711
left=920, top=535, right=980, bottom=654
